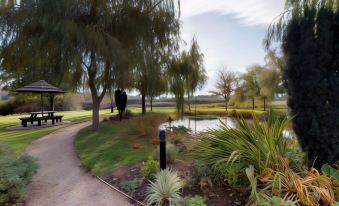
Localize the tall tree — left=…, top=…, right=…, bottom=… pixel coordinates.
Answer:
left=135, top=44, right=173, bottom=114
left=168, top=54, right=188, bottom=115
left=258, top=67, right=282, bottom=111
left=266, top=0, right=339, bottom=167
left=0, top=0, right=180, bottom=130
left=185, top=38, right=206, bottom=111
left=147, top=61, right=168, bottom=112
left=242, top=65, right=262, bottom=110
left=168, top=39, right=206, bottom=115
left=210, top=68, right=237, bottom=112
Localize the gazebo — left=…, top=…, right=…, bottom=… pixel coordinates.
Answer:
left=16, top=80, right=65, bottom=116
left=16, top=80, right=65, bottom=127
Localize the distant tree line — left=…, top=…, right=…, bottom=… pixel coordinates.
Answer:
left=210, top=49, right=286, bottom=111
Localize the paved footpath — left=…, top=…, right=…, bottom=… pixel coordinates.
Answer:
left=25, top=122, right=132, bottom=206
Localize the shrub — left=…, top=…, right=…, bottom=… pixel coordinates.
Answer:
left=278, top=2, right=339, bottom=167
left=168, top=126, right=191, bottom=148
left=56, top=93, right=83, bottom=111
left=185, top=195, right=206, bottom=206
left=228, top=109, right=265, bottom=119
left=217, top=162, right=247, bottom=187
left=0, top=96, right=28, bottom=115
left=322, top=164, right=339, bottom=180
left=119, top=179, right=139, bottom=193
left=321, top=164, right=339, bottom=201
left=0, top=150, right=38, bottom=204
left=153, top=143, right=179, bottom=164
left=136, top=114, right=169, bottom=139
left=191, top=110, right=295, bottom=184
left=187, top=163, right=215, bottom=192
left=263, top=196, right=296, bottom=206
left=141, top=157, right=160, bottom=180
left=145, top=169, right=183, bottom=206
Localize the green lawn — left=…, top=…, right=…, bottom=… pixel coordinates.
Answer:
left=0, top=105, right=287, bottom=154
left=0, top=110, right=112, bottom=153
left=75, top=113, right=170, bottom=176
left=0, top=107, right=174, bottom=154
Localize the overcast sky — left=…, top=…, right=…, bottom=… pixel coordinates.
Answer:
left=180, top=0, right=285, bottom=94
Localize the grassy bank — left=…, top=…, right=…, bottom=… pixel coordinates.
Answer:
left=75, top=113, right=170, bottom=176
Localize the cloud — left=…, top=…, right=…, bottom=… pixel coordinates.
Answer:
left=180, top=0, right=285, bottom=26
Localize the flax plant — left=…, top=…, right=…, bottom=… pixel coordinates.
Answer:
left=191, top=110, right=294, bottom=176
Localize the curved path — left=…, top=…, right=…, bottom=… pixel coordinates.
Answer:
left=25, top=122, right=132, bottom=206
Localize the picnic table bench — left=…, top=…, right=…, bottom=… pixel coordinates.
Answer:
left=20, top=111, right=63, bottom=127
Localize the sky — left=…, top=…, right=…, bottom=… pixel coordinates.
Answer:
left=180, top=0, right=285, bottom=94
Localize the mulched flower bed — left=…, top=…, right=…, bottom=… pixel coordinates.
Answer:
left=102, top=163, right=248, bottom=206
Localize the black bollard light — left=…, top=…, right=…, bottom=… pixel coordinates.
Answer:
left=159, top=127, right=166, bottom=170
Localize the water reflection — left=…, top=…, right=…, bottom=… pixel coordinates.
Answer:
left=161, top=116, right=295, bottom=138
left=161, top=116, right=237, bottom=133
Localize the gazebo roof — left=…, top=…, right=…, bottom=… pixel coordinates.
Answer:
left=16, top=80, right=65, bottom=93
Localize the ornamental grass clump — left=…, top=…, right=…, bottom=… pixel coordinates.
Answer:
left=145, top=169, right=183, bottom=206
left=246, top=158, right=334, bottom=206
left=191, top=110, right=294, bottom=177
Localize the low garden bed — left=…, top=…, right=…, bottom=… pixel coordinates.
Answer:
left=76, top=112, right=339, bottom=206
left=102, top=162, right=247, bottom=206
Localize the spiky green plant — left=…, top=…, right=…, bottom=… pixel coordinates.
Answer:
left=145, top=169, right=183, bottom=206
left=191, top=110, right=298, bottom=183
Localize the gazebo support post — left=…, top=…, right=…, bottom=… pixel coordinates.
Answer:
left=49, top=93, right=55, bottom=111
left=41, top=92, right=44, bottom=116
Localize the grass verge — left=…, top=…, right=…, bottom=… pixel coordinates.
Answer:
left=75, top=113, right=170, bottom=176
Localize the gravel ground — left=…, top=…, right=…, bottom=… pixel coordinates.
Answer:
left=25, top=122, right=132, bottom=206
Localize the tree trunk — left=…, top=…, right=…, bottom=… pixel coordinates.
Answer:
left=263, top=97, right=266, bottom=111
left=150, top=97, right=153, bottom=111
left=109, top=89, right=114, bottom=113
left=252, top=97, right=255, bottom=110
left=92, top=99, right=100, bottom=131
left=187, top=93, right=191, bottom=112
left=224, top=101, right=228, bottom=112
left=181, top=101, right=185, bottom=116
left=142, top=93, right=146, bottom=114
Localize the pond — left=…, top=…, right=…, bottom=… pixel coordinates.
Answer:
left=161, top=116, right=237, bottom=133
left=161, top=116, right=295, bottom=138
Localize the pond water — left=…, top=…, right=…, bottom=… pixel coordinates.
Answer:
left=161, top=117, right=237, bottom=133
left=161, top=116, right=294, bottom=138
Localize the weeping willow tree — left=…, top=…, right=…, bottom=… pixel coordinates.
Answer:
left=185, top=37, right=207, bottom=112
left=135, top=43, right=173, bottom=114
left=0, top=0, right=83, bottom=109
left=266, top=0, right=339, bottom=167
left=168, top=56, right=187, bottom=115
left=0, top=0, right=180, bottom=130
left=134, top=9, right=180, bottom=114
left=168, top=39, right=206, bottom=115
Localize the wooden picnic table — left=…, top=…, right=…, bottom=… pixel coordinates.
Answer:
left=20, top=111, right=63, bottom=127
left=29, top=111, right=56, bottom=118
